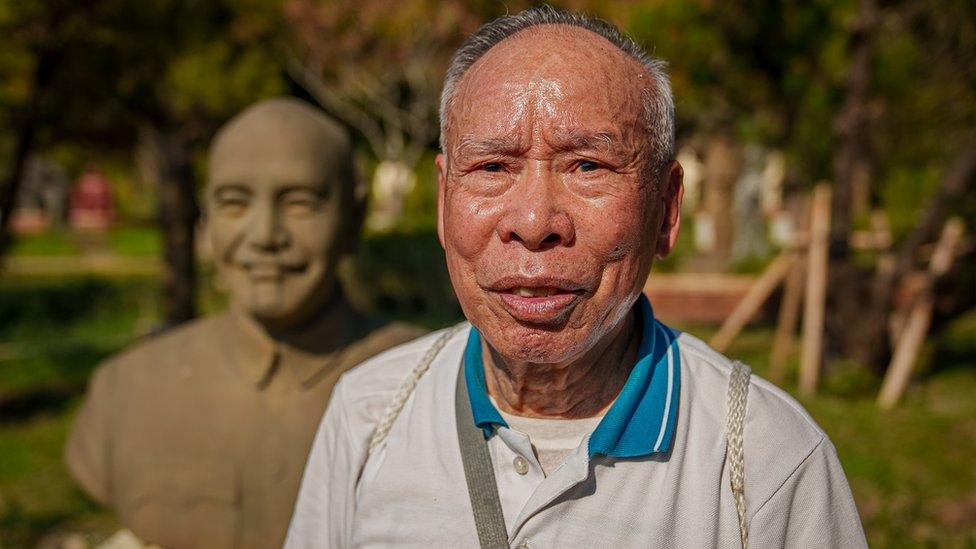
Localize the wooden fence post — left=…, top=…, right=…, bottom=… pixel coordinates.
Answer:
left=709, top=251, right=796, bottom=353
left=769, top=258, right=805, bottom=384
left=877, top=218, right=964, bottom=408
left=799, top=183, right=832, bottom=397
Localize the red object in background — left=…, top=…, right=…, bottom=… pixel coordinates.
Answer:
left=69, top=170, right=114, bottom=230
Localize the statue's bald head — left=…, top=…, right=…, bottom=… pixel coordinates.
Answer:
left=206, top=97, right=363, bottom=331
left=209, top=97, right=357, bottom=206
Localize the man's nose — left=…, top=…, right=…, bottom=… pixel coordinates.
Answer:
left=496, top=166, right=575, bottom=250
left=247, top=203, right=289, bottom=250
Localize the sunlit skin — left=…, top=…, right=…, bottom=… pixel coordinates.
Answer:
left=207, top=101, right=352, bottom=334
left=437, top=26, right=684, bottom=418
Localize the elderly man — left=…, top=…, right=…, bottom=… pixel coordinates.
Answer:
left=286, top=8, right=866, bottom=548
left=65, top=98, right=422, bottom=549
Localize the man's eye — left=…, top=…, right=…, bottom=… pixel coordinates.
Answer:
left=578, top=160, right=602, bottom=172
left=482, top=162, right=504, bottom=173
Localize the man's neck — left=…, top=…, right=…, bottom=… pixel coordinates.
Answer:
left=483, top=310, right=639, bottom=419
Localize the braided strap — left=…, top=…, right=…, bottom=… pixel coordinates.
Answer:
left=726, top=360, right=752, bottom=549
left=368, top=323, right=467, bottom=453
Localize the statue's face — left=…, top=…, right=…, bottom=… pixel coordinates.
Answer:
left=207, top=111, right=349, bottom=331
left=436, top=26, right=683, bottom=365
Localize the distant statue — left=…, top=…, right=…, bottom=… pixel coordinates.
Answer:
left=65, top=97, right=424, bottom=549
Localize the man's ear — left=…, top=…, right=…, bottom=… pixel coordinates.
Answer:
left=435, top=153, right=448, bottom=250
left=655, top=161, right=684, bottom=260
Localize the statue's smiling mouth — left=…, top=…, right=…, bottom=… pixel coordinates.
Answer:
left=246, top=263, right=285, bottom=280
left=240, top=260, right=307, bottom=281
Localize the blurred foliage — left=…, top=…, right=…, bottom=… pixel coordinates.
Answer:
left=0, top=0, right=289, bottom=222
left=2, top=0, right=970, bottom=238
left=627, top=0, right=976, bottom=236
left=346, top=229, right=461, bottom=328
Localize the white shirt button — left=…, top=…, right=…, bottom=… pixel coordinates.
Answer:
left=513, top=455, right=529, bottom=475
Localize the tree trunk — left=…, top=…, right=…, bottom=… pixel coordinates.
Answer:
left=138, top=126, right=199, bottom=328
left=824, top=0, right=881, bottom=368
left=834, top=138, right=976, bottom=369
left=830, top=0, right=878, bottom=254
left=0, top=115, right=38, bottom=258
left=0, top=43, right=58, bottom=260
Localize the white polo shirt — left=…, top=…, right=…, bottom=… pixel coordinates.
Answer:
left=286, top=296, right=867, bottom=548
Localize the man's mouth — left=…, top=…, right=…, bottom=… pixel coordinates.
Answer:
left=487, top=277, right=588, bottom=325
left=511, top=287, right=560, bottom=298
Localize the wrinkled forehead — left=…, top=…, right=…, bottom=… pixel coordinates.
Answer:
left=447, top=25, right=650, bottom=149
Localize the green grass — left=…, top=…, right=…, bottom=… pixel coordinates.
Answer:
left=0, top=406, right=106, bottom=548
left=6, top=230, right=80, bottom=257
left=8, top=227, right=161, bottom=258
left=0, top=276, right=158, bottom=547
left=1, top=270, right=974, bottom=546
left=105, top=227, right=161, bottom=257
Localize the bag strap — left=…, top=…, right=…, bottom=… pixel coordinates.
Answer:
left=726, top=360, right=752, bottom=549
left=364, top=323, right=507, bottom=547
left=455, top=363, right=509, bottom=548
left=368, top=323, right=466, bottom=453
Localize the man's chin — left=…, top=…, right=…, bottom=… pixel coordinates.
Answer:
left=483, top=323, right=589, bottom=366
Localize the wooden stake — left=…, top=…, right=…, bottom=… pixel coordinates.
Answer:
left=877, top=218, right=964, bottom=409
left=799, top=183, right=832, bottom=397
left=710, top=251, right=796, bottom=352
left=769, top=258, right=805, bottom=384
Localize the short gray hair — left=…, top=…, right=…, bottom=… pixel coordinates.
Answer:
left=439, top=6, right=675, bottom=175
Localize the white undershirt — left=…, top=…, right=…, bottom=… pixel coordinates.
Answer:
left=492, top=397, right=606, bottom=476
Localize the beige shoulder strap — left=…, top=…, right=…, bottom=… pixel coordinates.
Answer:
left=726, top=360, right=752, bottom=549
left=368, top=323, right=467, bottom=453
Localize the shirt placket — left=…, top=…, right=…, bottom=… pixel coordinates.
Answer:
left=491, top=429, right=594, bottom=547
left=489, top=427, right=545, bottom=534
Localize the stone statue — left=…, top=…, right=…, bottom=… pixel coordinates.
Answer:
left=65, top=98, right=424, bottom=549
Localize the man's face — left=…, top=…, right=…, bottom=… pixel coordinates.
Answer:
left=437, top=26, right=683, bottom=364
left=207, top=122, right=347, bottom=331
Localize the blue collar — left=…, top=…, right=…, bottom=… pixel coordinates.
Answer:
left=463, top=293, right=682, bottom=458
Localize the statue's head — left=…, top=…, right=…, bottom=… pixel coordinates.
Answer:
left=206, top=97, right=363, bottom=332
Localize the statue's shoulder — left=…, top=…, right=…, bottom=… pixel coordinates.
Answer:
left=363, top=319, right=428, bottom=351
left=339, top=324, right=466, bottom=402
left=338, top=319, right=429, bottom=378
left=94, top=314, right=230, bottom=380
